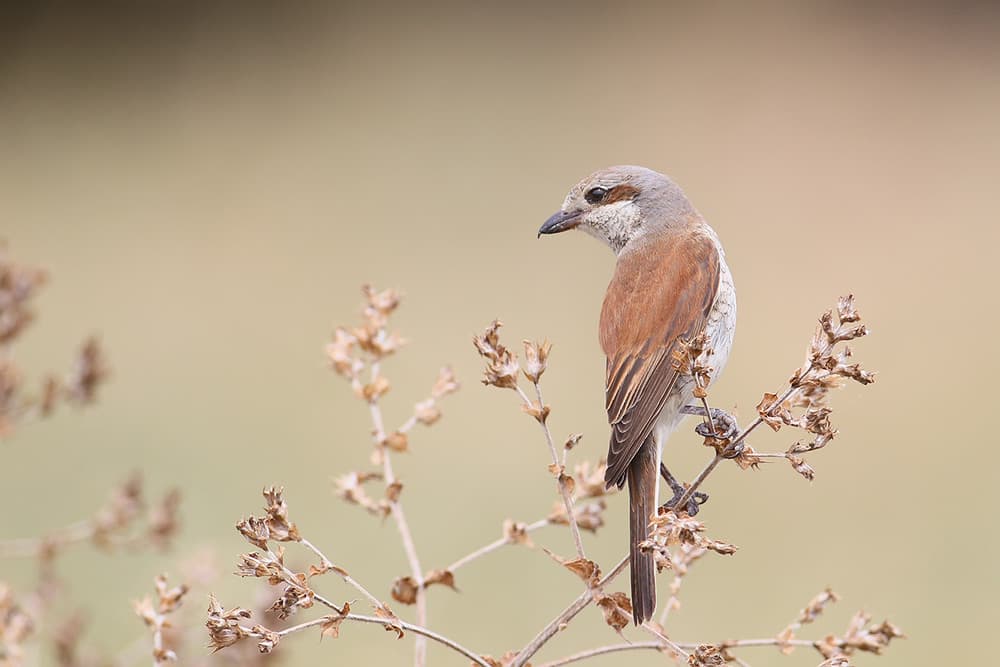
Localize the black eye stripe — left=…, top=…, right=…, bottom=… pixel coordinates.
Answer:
left=585, top=186, right=608, bottom=204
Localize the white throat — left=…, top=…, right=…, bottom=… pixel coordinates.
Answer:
left=579, top=200, right=643, bottom=254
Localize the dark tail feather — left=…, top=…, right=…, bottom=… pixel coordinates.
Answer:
left=627, top=436, right=657, bottom=625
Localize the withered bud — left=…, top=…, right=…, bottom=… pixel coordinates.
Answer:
left=413, top=399, right=441, bottom=425
left=473, top=320, right=521, bottom=390
left=362, top=285, right=401, bottom=319
left=521, top=339, right=552, bottom=383
left=148, top=489, right=182, bottom=550
left=236, top=517, right=271, bottom=550
left=818, top=657, right=852, bottom=667
left=0, top=247, right=48, bottom=345
left=423, top=569, right=457, bottom=591
left=382, top=430, right=409, bottom=452
left=573, top=459, right=608, bottom=499
left=206, top=595, right=252, bottom=652
left=334, top=472, right=390, bottom=517
left=93, top=473, right=145, bottom=546
left=688, top=644, right=726, bottom=666
left=548, top=499, right=607, bottom=533
left=261, top=486, right=301, bottom=542
left=269, top=577, right=315, bottom=619
left=391, top=576, right=419, bottom=605
left=521, top=399, right=550, bottom=424
left=326, top=328, right=359, bottom=378
left=431, top=366, right=459, bottom=399
left=503, top=519, right=533, bottom=546
left=357, top=374, right=391, bottom=402
left=798, top=588, right=840, bottom=625
left=253, top=625, right=281, bottom=653
left=672, top=333, right=714, bottom=390
left=65, top=337, right=108, bottom=405
left=154, top=573, right=189, bottom=614
left=786, top=453, right=816, bottom=481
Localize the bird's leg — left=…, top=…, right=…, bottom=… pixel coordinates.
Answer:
left=659, top=462, right=708, bottom=516
left=680, top=405, right=743, bottom=457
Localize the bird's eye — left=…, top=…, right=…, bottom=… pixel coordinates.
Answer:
left=584, top=186, right=608, bottom=204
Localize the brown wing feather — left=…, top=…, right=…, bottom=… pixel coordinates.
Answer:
left=601, top=228, right=721, bottom=487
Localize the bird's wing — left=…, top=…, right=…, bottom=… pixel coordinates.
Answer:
left=601, top=229, right=721, bottom=487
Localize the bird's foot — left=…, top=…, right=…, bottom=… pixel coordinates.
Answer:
left=684, top=405, right=744, bottom=458
left=659, top=462, right=709, bottom=516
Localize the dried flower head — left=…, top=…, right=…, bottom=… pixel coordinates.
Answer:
left=0, top=246, right=48, bottom=345
left=640, top=509, right=737, bottom=574
left=522, top=339, right=552, bottom=384
left=473, top=320, right=520, bottom=390
left=134, top=574, right=189, bottom=665
left=0, top=583, right=34, bottom=664
left=206, top=595, right=253, bottom=652
left=688, top=644, right=726, bottom=666
left=64, top=337, right=108, bottom=405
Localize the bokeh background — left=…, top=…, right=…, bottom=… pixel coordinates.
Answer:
left=2, top=2, right=998, bottom=665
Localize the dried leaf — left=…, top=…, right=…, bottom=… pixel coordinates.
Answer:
left=319, top=602, right=350, bottom=640
left=596, top=592, right=632, bottom=633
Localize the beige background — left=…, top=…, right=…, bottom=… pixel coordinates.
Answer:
left=2, top=3, right=997, bottom=665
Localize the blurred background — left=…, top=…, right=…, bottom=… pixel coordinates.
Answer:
left=2, top=2, right=998, bottom=665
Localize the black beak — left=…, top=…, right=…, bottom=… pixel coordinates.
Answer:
left=538, top=210, right=583, bottom=238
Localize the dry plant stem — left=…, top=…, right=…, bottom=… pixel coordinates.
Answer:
left=536, top=637, right=817, bottom=667
left=515, top=383, right=586, bottom=559
left=150, top=618, right=167, bottom=667
left=241, top=614, right=491, bottom=667
left=673, top=375, right=808, bottom=510
left=299, top=537, right=383, bottom=611
left=657, top=569, right=688, bottom=627
left=699, top=395, right=716, bottom=434
left=641, top=622, right=688, bottom=660
left=0, top=519, right=94, bottom=557
left=674, top=453, right=725, bottom=511
left=511, top=554, right=629, bottom=667
left=446, top=518, right=549, bottom=573
left=536, top=642, right=665, bottom=667
left=368, top=362, right=427, bottom=667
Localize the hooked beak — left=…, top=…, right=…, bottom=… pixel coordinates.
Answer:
left=538, top=209, right=583, bottom=238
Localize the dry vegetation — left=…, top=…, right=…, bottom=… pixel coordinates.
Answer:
left=0, top=246, right=901, bottom=666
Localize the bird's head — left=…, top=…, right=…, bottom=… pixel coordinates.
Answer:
left=538, top=165, right=696, bottom=253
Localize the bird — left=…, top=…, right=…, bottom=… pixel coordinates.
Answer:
left=538, top=165, right=736, bottom=625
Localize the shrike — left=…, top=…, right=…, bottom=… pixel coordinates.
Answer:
left=538, top=165, right=736, bottom=624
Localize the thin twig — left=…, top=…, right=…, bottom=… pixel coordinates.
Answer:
left=447, top=518, right=549, bottom=573
left=534, top=635, right=817, bottom=667
left=241, top=613, right=492, bottom=667
left=368, top=362, right=428, bottom=667
left=515, top=382, right=586, bottom=559
left=535, top=641, right=665, bottom=667
left=641, top=621, right=688, bottom=660
left=511, top=554, right=629, bottom=667
left=299, top=537, right=385, bottom=612
left=0, top=520, right=94, bottom=557
left=674, top=373, right=809, bottom=511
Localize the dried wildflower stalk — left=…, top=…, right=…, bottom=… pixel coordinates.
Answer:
left=133, top=574, right=189, bottom=665
left=0, top=245, right=109, bottom=438
left=673, top=295, right=876, bottom=510
left=207, top=291, right=898, bottom=667
left=0, top=246, right=187, bottom=667
left=473, top=322, right=587, bottom=558
left=0, top=473, right=180, bottom=559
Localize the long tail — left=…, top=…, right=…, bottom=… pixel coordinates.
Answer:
left=627, top=434, right=657, bottom=625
